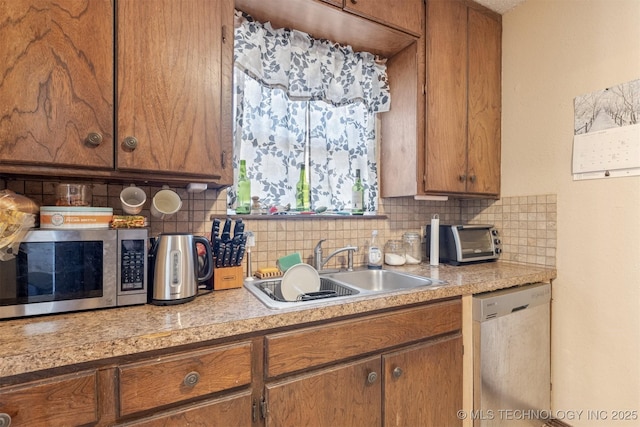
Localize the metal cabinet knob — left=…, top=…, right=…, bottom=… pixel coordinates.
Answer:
left=366, top=371, right=378, bottom=384
left=84, top=132, right=103, bottom=147
left=350, top=0, right=358, bottom=3
left=458, top=174, right=467, bottom=182
left=183, top=371, right=200, bottom=387
left=392, top=367, right=403, bottom=379
left=122, top=136, right=138, bottom=151
left=469, top=175, right=477, bottom=183
left=0, top=413, right=11, bottom=427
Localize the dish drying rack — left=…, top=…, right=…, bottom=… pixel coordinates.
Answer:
left=257, top=278, right=355, bottom=302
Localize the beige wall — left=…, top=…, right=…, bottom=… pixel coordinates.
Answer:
left=502, top=0, right=640, bottom=424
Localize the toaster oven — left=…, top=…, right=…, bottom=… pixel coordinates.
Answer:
left=426, top=224, right=501, bottom=265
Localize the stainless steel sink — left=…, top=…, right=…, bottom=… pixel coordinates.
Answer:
left=246, top=268, right=446, bottom=309
left=324, top=269, right=444, bottom=292
left=244, top=277, right=360, bottom=310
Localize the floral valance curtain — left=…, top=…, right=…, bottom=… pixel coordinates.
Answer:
left=233, top=11, right=390, bottom=113
left=230, top=11, right=388, bottom=213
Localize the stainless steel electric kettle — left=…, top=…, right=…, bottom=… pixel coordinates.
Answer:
left=148, top=233, right=213, bottom=305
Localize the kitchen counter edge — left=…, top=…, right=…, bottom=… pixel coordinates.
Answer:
left=0, top=261, right=556, bottom=378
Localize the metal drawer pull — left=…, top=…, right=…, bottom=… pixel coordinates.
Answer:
left=0, top=413, right=11, bottom=427
left=392, top=367, right=403, bottom=379
left=122, top=136, right=138, bottom=151
left=366, top=371, right=378, bottom=384
left=183, top=371, right=200, bottom=387
left=84, top=132, right=103, bottom=147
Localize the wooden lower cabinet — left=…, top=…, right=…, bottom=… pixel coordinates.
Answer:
left=265, top=357, right=382, bottom=426
left=262, top=299, right=463, bottom=427
left=384, top=335, right=463, bottom=427
left=0, top=299, right=462, bottom=427
left=0, top=370, right=99, bottom=427
left=119, top=391, right=252, bottom=427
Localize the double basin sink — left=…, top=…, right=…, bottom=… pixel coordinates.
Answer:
left=245, top=269, right=445, bottom=310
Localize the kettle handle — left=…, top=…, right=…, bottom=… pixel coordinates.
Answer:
left=194, top=236, right=214, bottom=283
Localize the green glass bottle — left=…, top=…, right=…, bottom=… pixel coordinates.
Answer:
left=236, top=160, right=251, bottom=214
left=296, top=164, right=310, bottom=211
left=352, top=168, right=364, bottom=215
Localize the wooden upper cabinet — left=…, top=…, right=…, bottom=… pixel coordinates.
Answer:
left=0, top=0, right=114, bottom=169
left=380, top=0, right=500, bottom=198
left=343, top=0, right=424, bottom=37
left=467, top=7, right=501, bottom=196
left=424, top=0, right=501, bottom=197
left=425, top=0, right=468, bottom=194
left=117, top=0, right=232, bottom=182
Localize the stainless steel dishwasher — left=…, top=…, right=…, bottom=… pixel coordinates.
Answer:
left=473, top=283, right=551, bottom=427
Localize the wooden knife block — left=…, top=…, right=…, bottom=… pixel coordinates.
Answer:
left=213, top=265, right=244, bottom=290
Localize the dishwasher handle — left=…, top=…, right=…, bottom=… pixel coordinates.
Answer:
left=473, top=283, right=550, bottom=322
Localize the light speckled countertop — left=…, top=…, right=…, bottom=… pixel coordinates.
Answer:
left=0, top=261, right=555, bottom=378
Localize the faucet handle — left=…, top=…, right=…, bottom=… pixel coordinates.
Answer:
left=314, top=239, right=327, bottom=252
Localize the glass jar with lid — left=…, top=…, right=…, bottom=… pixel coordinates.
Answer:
left=384, top=240, right=406, bottom=266
left=403, top=232, right=422, bottom=264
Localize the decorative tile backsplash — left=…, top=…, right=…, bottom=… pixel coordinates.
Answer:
left=1, top=177, right=556, bottom=273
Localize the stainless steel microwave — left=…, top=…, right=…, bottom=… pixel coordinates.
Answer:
left=426, top=224, right=501, bottom=265
left=0, top=228, right=148, bottom=319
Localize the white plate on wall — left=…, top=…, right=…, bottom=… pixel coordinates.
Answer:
left=280, top=263, right=321, bottom=301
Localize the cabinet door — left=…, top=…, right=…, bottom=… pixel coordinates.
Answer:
left=425, top=0, right=468, bottom=194
left=265, top=357, right=381, bottom=427
left=0, top=371, right=98, bottom=427
left=467, top=8, right=501, bottom=196
left=0, top=0, right=114, bottom=169
left=383, top=335, right=463, bottom=427
left=120, top=391, right=252, bottom=427
left=117, top=0, right=232, bottom=182
left=343, top=0, right=423, bottom=37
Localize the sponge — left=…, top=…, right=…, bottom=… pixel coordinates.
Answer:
left=276, top=252, right=302, bottom=272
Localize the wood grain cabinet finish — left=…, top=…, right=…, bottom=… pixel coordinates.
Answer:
left=0, top=370, right=99, bottom=427
left=425, top=0, right=501, bottom=197
left=117, top=341, right=252, bottom=417
left=381, top=0, right=501, bottom=198
left=0, top=0, right=114, bottom=169
left=265, top=356, right=382, bottom=427
left=263, top=300, right=463, bottom=427
left=265, top=299, right=462, bottom=378
left=0, top=0, right=233, bottom=186
left=383, top=335, right=463, bottom=427
left=119, top=391, right=253, bottom=427
left=116, top=0, right=232, bottom=183
left=342, top=0, right=424, bottom=37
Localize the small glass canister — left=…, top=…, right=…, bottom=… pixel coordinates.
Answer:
left=384, top=240, right=406, bottom=266
left=403, top=232, right=422, bottom=264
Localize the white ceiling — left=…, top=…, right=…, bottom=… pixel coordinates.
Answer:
left=473, top=0, right=527, bottom=14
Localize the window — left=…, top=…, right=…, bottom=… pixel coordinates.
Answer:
left=230, top=11, right=390, bottom=214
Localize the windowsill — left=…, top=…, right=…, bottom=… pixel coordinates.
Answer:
left=210, top=213, right=387, bottom=220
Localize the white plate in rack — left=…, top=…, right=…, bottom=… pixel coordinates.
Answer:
left=280, top=263, right=320, bottom=301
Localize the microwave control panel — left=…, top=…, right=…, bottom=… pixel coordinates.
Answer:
left=120, top=238, right=146, bottom=291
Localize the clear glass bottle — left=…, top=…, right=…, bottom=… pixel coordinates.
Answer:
left=403, top=232, right=422, bottom=264
left=367, top=230, right=383, bottom=269
left=351, top=169, right=364, bottom=215
left=384, top=240, right=406, bottom=266
left=236, top=160, right=251, bottom=214
left=296, top=164, right=310, bottom=211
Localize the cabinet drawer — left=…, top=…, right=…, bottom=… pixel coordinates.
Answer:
left=119, top=390, right=252, bottom=427
left=0, top=371, right=98, bottom=427
left=118, top=341, right=252, bottom=417
left=266, top=299, right=461, bottom=377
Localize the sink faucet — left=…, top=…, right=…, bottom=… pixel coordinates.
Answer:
left=314, top=239, right=358, bottom=272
